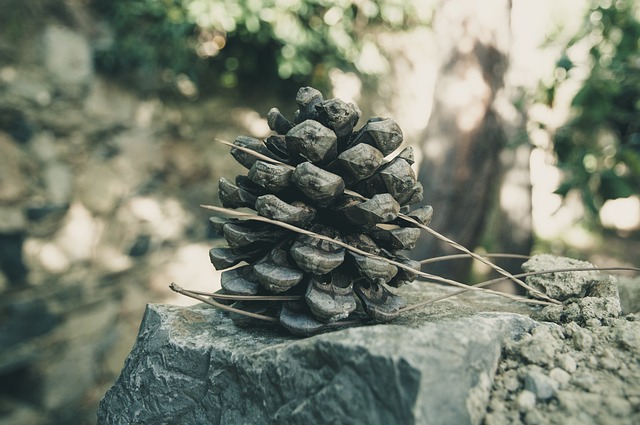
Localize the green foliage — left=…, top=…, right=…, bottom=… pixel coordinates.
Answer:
left=92, top=0, right=431, bottom=95
left=543, top=0, right=640, bottom=220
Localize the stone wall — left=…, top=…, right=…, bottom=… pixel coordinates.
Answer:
left=0, top=11, right=280, bottom=424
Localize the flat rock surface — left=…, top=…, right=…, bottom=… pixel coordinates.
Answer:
left=98, top=282, right=537, bottom=425
left=98, top=255, right=640, bottom=425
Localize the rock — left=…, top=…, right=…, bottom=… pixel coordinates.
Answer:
left=42, top=25, right=93, bottom=89
left=0, top=232, right=28, bottom=284
left=516, top=390, right=536, bottom=411
left=524, top=254, right=621, bottom=323
left=0, top=298, right=57, bottom=351
left=30, top=132, right=58, bottom=162
left=76, top=161, right=127, bottom=215
left=0, top=206, right=26, bottom=233
left=598, top=348, right=620, bottom=371
left=484, top=254, right=640, bottom=425
left=557, top=354, right=577, bottom=374
left=490, top=318, right=640, bottom=424
left=518, top=324, right=561, bottom=366
left=566, top=322, right=594, bottom=351
left=84, top=77, right=137, bottom=127
left=618, top=276, right=640, bottom=314
left=524, top=368, right=558, bottom=401
left=576, top=294, right=621, bottom=321
left=3, top=71, right=53, bottom=107
left=615, top=320, right=640, bottom=351
left=98, top=284, right=536, bottom=425
left=0, top=133, right=29, bottom=203
left=522, top=255, right=595, bottom=300
left=43, top=163, right=73, bottom=205
left=523, top=254, right=615, bottom=302
left=0, top=399, right=46, bottom=425
left=549, top=367, right=571, bottom=387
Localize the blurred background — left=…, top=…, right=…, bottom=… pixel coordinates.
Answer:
left=0, top=0, right=638, bottom=423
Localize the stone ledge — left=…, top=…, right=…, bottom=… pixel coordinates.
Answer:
left=98, top=283, right=536, bottom=425
left=98, top=254, right=640, bottom=425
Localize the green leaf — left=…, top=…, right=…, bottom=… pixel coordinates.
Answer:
left=556, top=55, right=573, bottom=71
left=599, top=169, right=636, bottom=200
left=554, top=180, right=575, bottom=198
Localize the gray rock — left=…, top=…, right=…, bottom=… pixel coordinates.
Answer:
left=42, top=25, right=93, bottom=88
left=618, top=276, right=640, bottom=314
left=0, top=399, right=46, bottom=425
left=4, top=70, right=53, bottom=106
left=0, top=298, right=58, bottom=358
left=615, top=319, right=640, bottom=351
left=523, top=254, right=604, bottom=301
left=84, top=77, right=137, bottom=127
left=98, top=291, right=536, bottom=425
left=30, top=132, right=58, bottom=162
left=488, top=289, right=640, bottom=425
left=44, top=163, right=73, bottom=205
left=518, top=324, right=561, bottom=366
left=0, top=133, right=29, bottom=203
left=516, top=390, right=536, bottom=411
left=524, top=368, right=558, bottom=400
left=525, top=254, right=621, bottom=323
left=566, top=322, right=594, bottom=351
left=0, top=206, right=26, bottom=233
left=549, top=368, right=571, bottom=387
left=557, top=353, right=577, bottom=374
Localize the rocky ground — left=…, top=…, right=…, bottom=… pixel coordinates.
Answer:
left=485, top=255, right=640, bottom=425
left=486, top=315, right=639, bottom=425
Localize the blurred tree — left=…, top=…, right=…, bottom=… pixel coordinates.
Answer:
left=541, top=0, right=640, bottom=222
left=92, top=0, right=430, bottom=96
left=413, top=0, right=517, bottom=282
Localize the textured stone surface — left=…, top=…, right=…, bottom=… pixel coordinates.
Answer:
left=487, top=315, right=640, bottom=425
left=98, top=283, right=537, bottom=425
left=42, top=25, right=93, bottom=87
left=524, top=254, right=622, bottom=324
left=523, top=254, right=615, bottom=301
left=99, top=255, right=640, bottom=425
left=486, top=256, right=640, bottom=425
left=618, top=276, right=640, bottom=315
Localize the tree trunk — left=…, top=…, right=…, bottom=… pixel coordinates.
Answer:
left=481, top=142, right=534, bottom=293
left=414, top=0, right=515, bottom=282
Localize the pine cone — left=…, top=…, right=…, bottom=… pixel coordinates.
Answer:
left=210, top=87, right=433, bottom=335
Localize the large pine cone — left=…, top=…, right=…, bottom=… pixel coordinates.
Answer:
left=210, top=87, right=433, bottom=335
